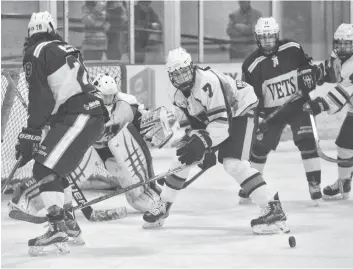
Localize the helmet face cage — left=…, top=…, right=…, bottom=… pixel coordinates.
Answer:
left=168, top=65, right=195, bottom=92
left=333, top=39, right=353, bottom=59
left=256, top=33, right=279, bottom=55
left=93, top=73, right=118, bottom=106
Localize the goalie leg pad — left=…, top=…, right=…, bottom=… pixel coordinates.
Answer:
left=107, top=123, right=159, bottom=212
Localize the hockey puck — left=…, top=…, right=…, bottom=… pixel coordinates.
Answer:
left=288, top=236, right=296, bottom=248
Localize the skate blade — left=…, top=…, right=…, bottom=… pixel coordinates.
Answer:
left=252, top=221, right=290, bottom=235
left=28, top=242, right=70, bottom=256
left=68, top=235, right=85, bottom=245
left=143, top=219, right=165, bottom=229
left=239, top=197, right=253, bottom=205
left=309, top=198, right=324, bottom=207
left=322, top=193, right=349, bottom=201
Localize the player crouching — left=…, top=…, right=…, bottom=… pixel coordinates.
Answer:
left=91, top=73, right=165, bottom=213
left=141, top=47, right=290, bottom=235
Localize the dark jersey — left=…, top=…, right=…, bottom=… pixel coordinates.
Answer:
left=242, top=39, right=313, bottom=109
left=23, top=40, right=106, bottom=129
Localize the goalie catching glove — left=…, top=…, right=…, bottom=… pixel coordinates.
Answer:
left=139, top=106, right=177, bottom=148
left=15, top=127, right=42, bottom=167
left=176, top=130, right=212, bottom=166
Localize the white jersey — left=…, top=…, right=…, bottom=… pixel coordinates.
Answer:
left=172, top=67, right=258, bottom=147
left=322, top=55, right=353, bottom=115
left=95, top=92, right=141, bottom=149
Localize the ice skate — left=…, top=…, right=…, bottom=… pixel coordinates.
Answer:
left=323, top=178, right=352, bottom=200
left=250, top=193, right=290, bottom=235
left=64, top=206, right=85, bottom=245
left=143, top=199, right=172, bottom=229
left=28, top=213, right=69, bottom=256
left=308, top=181, right=323, bottom=206
left=238, top=189, right=252, bottom=205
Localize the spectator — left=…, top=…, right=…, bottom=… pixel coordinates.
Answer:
left=82, top=1, right=109, bottom=61
left=134, top=1, right=162, bottom=63
left=226, top=1, right=262, bottom=60
left=106, top=1, right=128, bottom=60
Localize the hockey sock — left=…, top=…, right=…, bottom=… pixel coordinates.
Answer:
left=301, top=149, right=321, bottom=185
left=337, top=147, right=353, bottom=179
left=223, top=158, right=269, bottom=207
left=249, top=149, right=268, bottom=174
left=161, top=174, right=187, bottom=203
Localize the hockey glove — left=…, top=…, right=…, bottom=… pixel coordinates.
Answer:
left=303, top=97, right=329, bottom=116
left=15, top=127, right=42, bottom=167
left=176, top=130, right=212, bottom=165
left=297, top=66, right=317, bottom=95
left=198, top=150, right=217, bottom=170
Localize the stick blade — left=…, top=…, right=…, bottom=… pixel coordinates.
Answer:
left=89, top=207, right=127, bottom=221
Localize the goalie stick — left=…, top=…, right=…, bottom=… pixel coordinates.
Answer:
left=73, top=164, right=192, bottom=211
left=67, top=174, right=127, bottom=222
left=309, top=114, right=353, bottom=165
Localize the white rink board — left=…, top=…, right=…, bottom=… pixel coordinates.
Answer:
left=1, top=141, right=353, bottom=268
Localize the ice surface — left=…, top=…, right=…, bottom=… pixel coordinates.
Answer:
left=1, top=141, right=353, bottom=268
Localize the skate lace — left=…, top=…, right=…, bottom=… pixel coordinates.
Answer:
left=260, top=206, right=271, bottom=217
left=330, top=180, right=344, bottom=193
left=151, top=201, right=166, bottom=216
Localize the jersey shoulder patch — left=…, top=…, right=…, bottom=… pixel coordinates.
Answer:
left=24, top=62, right=33, bottom=78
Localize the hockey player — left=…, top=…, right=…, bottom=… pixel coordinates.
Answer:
left=16, top=11, right=107, bottom=255
left=141, top=47, right=290, bottom=235
left=7, top=74, right=171, bottom=225
left=91, top=73, right=163, bottom=212
left=241, top=17, right=324, bottom=204
left=303, top=23, right=353, bottom=200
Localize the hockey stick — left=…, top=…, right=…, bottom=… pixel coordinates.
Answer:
left=260, top=91, right=303, bottom=127
left=73, top=164, right=190, bottom=211
left=182, top=168, right=208, bottom=189
left=1, top=156, right=22, bottom=195
left=67, top=174, right=127, bottom=222
left=309, top=114, right=353, bottom=164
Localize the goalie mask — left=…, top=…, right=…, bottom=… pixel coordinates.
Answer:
left=93, top=73, right=118, bottom=105
left=166, top=47, right=196, bottom=94
left=28, top=11, right=57, bottom=38
left=333, top=23, right=353, bottom=60
left=255, top=17, right=280, bottom=56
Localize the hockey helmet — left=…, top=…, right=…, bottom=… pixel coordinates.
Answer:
left=333, top=23, right=353, bottom=60
left=93, top=73, right=118, bottom=105
left=28, top=11, right=57, bottom=38
left=255, top=17, right=280, bottom=56
left=166, top=47, right=195, bottom=93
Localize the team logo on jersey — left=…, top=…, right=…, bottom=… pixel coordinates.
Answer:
left=24, top=62, right=32, bottom=77
left=272, top=56, right=279, bottom=67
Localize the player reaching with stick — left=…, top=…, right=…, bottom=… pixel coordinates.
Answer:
left=141, top=47, right=290, bottom=235
left=15, top=11, right=107, bottom=256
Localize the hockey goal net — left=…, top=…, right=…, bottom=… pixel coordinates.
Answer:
left=1, top=60, right=127, bottom=191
